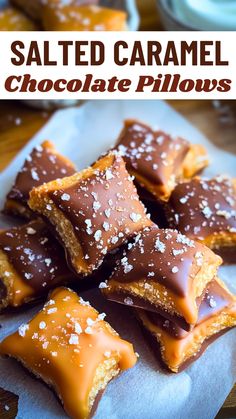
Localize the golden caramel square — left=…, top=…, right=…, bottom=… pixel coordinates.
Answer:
left=29, top=152, right=152, bottom=275
left=166, top=176, right=236, bottom=261
left=42, top=4, right=127, bottom=31
left=115, top=120, right=209, bottom=201
left=136, top=278, right=236, bottom=373
left=0, top=6, right=37, bottom=30
left=102, top=225, right=222, bottom=330
left=0, top=220, right=73, bottom=311
left=4, top=140, right=76, bottom=219
left=0, top=287, right=137, bottom=419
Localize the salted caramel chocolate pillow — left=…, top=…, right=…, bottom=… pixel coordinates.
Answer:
left=42, top=4, right=127, bottom=31
left=10, top=0, right=99, bottom=21
left=0, top=287, right=137, bottom=419
left=115, top=120, right=209, bottom=202
left=0, top=220, right=73, bottom=311
left=102, top=225, right=222, bottom=330
left=29, top=152, right=153, bottom=276
left=166, top=176, right=236, bottom=261
left=136, top=278, right=236, bottom=373
left=4, top=141, right=76, bottom=219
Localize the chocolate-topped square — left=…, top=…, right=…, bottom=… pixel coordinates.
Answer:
left=136, top=278, right=236, bottom=372
left=29, top=152, right=152, bottom=275
left=0, top=219, right=73, bottom=310
left=102, top=225, right=222, bottom=330
left=166, top=176, right=236, bottom=261
left=42, top=4, right=127, bottom=31
left=4, top=140, right=76, bottom=219
left=115, top=120, right=209, bottom=201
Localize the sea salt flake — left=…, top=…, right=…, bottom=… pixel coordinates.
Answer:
left=45, top=258, right=52, bottom=267
left=97, top=312, right=106, bottom=321
left=202, top=206, right=212, bottom=219
left=124, top=297, right=133, bottom=306
left=87, top=318, right=95, bottom=326
left=61, top=193, right=70, bottom=201
left=47, top=308, right=57, bottom=314
left=103, top=222, right=110, bottom=231
left=94, top=230, right=102, bottom=242
left=18, top=323, right=29, bottom=337
left=209, top=297, right=217, bottom=308
left=130, top=212, right=142, bottom=222
left=155, top=238, right=166, bottom=253
left=105, top=169, right=114, bottom=180
left=31, top=169, right=39, bottom=181
left=93, top=201, right=101, bottom=211
left=25, top=273, right=33, bottom=280
left=105, top=208, right=111, bottom=218
left=69, top=334, right=79, bottom=345
left=75, top=322, right=82, bottom=334
left=42, top=342, right=49, bottom=349
left=27, top=227, right=36, bottom=235
left=99, top=282, right=108, bottom=289
left=180, top=196, right=188, bottom=204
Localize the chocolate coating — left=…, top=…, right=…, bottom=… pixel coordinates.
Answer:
left=116, top=120, right=190, bottom=187
left=49, top=154, right=149, bottom=270
left=7, top=142, right=75, bottom=204
left=168, top=176, right=236, bottom=240
left=135, top=182, right=168, bottom=228
left=0, top=220, right=72, bottom=293
left=106, top=290, right=192, bottom=330
left=146, top=279, right=234, bottom=339
left=110, top=226, right=201, bottom=297
left=0, top=279, right=7, bottom=302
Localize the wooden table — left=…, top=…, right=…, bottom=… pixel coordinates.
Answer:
left=0, top=1, right=236, bottom=418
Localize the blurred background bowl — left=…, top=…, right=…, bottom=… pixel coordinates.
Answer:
left=156, top=0, right=199, bottom=31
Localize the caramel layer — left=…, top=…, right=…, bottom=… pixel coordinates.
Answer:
left=0, top=287, right=137, bottom=419
left=137, top=279, right=236, bottom=372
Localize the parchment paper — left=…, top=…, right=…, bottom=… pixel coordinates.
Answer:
left=0, top=100, right=235, bottom=419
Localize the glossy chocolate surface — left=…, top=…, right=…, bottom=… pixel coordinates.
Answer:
left=116, top=120, right=190, bottom=186
left=135, top=182, right=168, bottom=228
left=49, top=154, right=150, bottom=270
left=110, top=225, right=202, bottom=297
left=7, top=142, right=75, bottom=204
left=0, top=220, right=72, bottom=292
left=146, top=280, right=234, bottom=339
left=168, top=176, right=236, bottom=240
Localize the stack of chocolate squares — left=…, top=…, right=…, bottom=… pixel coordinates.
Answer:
left=102, top=225, right=235, bottom=372
left=0, top=120, right=235, bottom=418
